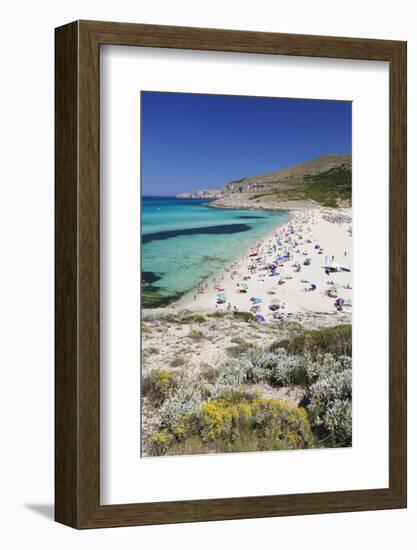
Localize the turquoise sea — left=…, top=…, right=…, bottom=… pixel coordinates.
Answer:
left=142, top=197, right=290, bottom=308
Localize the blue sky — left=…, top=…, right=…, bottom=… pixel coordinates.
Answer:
left=141, top=92, right=351, bottom=196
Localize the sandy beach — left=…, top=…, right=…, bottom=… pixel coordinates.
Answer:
left=178, top=207, right=352, bottom=319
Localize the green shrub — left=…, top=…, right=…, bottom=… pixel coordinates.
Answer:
left=152, top=390, right=313, bottom=456
left=245, top=349, right=301, bottom=387
left=144, top=347, right=159, bottom=355
left=212, top=361, right=247, bottom=397
left=323, top=399, right=352, bottom=446
left=208, top=311, right=225, bottom=318
left=322, top=198, right=338, bottom=208
left=232, top=311, right=256, bottom=322
left=226, top=343, right=251, bottom=358
left=149, top=369, right=178, bottom=402
left=212, top=349, right=316, bottom=396
left=197, top=395, right=312, bottom=452
left=289, top=362, right=311, bottom=386
left=201, top=364, right=220, bottom=384
left=160, top=311, right=206, bottom=324
left=150, top=429, right=174, bottom=455
left=230, top=336, right=246, bottom=344
left=306, top=368, right=352, bottom=447
left=161, top=313, right=180, bottom=323
left=182, top=314, right=207, bottom=324
left=271, top=325, right=352, bottom=357
left=170, top=356, right=186, bottom=368
left=160, top=386, right=203, bottom=436
left=188, top=330, right=204, bottom=340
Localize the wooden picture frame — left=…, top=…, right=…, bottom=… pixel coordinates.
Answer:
left=55, top=20, right=407, bottom=529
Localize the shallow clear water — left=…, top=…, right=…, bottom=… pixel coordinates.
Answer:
left=142, top=197, right=290, bottom=308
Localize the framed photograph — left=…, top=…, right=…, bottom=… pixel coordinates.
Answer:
left=55, top=20, right=407, bottom=528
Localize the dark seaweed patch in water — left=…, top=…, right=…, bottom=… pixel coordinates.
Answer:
left=238, top=215, right=264, bottom=219
left=142, top=286, right=185, bottom=308
left=142, top=271, right=161, bottom=284
left=142, top=223, right=251, bottom=244
left=142, top=295, right=184, bottom=308
left=201, top=255, right=225, bottom=263
left=141, top=272, right=186, bottom=308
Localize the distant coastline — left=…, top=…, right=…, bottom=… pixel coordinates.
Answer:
left=176, top=153, right=352, bottom=212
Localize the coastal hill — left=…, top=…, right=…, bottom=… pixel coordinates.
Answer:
left=176, top=153, right=352, bottom=210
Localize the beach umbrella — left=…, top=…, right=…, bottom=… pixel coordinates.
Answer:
left=330, top=283, right=342, bottom=291
left=310, top=284, right=317, bottom=291
left=256, top=314, right=266, bottom=322
left=217, top=293, right=227, bottom=301
left=314, top=244, right=320, bottom=249
left=240, top=283, right=248, bottom=290
left=252, top=298, right=263, bottom=305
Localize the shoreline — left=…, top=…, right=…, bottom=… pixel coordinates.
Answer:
left=142, top=202, right=293, bottom=311
left=204, top=198, right=317, bottom=212
left=175, top=210, right=297, bottom=309
left=144, top=206, right=352, bottom=320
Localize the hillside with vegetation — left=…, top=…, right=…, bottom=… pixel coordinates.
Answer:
left=252, top=163, right=352, bottom=208
left=177, top=154, right=352, bottom=209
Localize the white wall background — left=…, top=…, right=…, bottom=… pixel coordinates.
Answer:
left=0, top=0, right=415, bottom=547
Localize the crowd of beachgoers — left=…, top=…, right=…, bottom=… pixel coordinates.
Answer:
left=180, top=208, right=352, bottom=320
